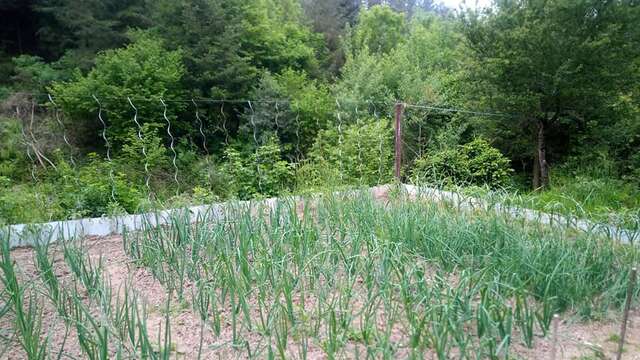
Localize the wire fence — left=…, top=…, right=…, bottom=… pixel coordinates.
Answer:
left=8, top=92, right=632, bottom=234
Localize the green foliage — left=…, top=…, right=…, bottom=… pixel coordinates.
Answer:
left=35, top=0, right=151, bottom=64
left=221, top=137, right=293, bottom=199
left=412, top=138, right=513, bottom=188
left=339, top=9, right=463, bottom=102
left=0, top=183, right=62, bottom=225
left=461, top=0, right=640, bottom=186
left=149, top=0, right=256, bottom=98
left=298, top=117, right=393, bottom=188
left=0, top=117, right=28, bottom=180
left=10, top=56, right=64, bottom=92
left=518, top=166, right=640, bottom=225
left=149, top=0, right=322, bottom=98
left=60, top=154, right=144, bottom=217
left=336, top=12, right=467, bottom=159
left=242, top=0, right=323, bottom=75
left=50, top=33, right=186, bottom=143
left=351, top=5, right=406, bottom=55
left=120, top=123, right=169, bottom=174
left=241, top=69, right=333, bottom=156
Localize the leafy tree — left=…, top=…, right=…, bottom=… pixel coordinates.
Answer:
left=239, top=69, right=333, bottom=157
left=50, top=33, right=186, bottom=145
left=10, top=55, right=67, bottom=92
left=382, top=0, right=448, bottom=17
left=336, top=11, right=467, bottom=167
left=301, top=0, right=361, bottom=74
left=461, top=0, right=640, bottom=189
left=351, top=5, right=407, bottom=55
left=150, top=0, right=322, bottom=98
left=148, top=0, right=256, bottom=98
left=242, top=0, right=323, bottom=75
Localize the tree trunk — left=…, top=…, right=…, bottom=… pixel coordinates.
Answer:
left=533, top=118, right=550, bottom=189
left=532, top=149, right=540, bottom=189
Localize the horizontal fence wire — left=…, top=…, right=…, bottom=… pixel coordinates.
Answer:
left=6, top=92, right=517, bottom=118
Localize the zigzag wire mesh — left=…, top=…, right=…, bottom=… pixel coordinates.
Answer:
left=93, top=95, right=117, bottom=202
left=127, top=97, right=152, bottom=199
left=335, top=99, right=345, bottom=184
left=16, top=104, right=39, bottom=182
left=161, top=98, right=180, bottom=195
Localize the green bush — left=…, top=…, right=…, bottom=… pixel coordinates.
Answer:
left=11, top=55, right=67, bottom=92
left=221, top=137, right=293, bottom=199
left=120, top=123, right=169, bottom=176
left=297, top=117, right=393, bottom=188
left=0, top=183, right=65, bottom=225
left=0, top=118, right=28, bottom=180
left=412, top=138, right=513, bottom=188
left=54, top=153, right=145, bottom=218
left=50, top=32, right=186, bottom=144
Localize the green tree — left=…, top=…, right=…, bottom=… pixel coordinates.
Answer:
left=10, top=55, right=66, bottom=92
left=461, top=0, right=640, bottom=189
left=36, top=0, right=151, bottom=65
left=239, top=69, right=333, bottom=157
left=50, top=33, right=185, bottom=145
left=351, top=5, right=407, bottom=55
left=149, top=0, right=255, bottom=98
left=242, top=0, right=323, bottom=75
left=301, top=0, right=361, bottom=74
left=336, top=11, right=467, bottom=167
left=150, top=0, right=322, bottom=98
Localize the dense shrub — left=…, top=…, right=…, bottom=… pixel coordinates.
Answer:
left=0, top=118, right=28, bottom=180
left=412, top=138, right=513, bottom=188
left=297, top=117, right=393, bottom=188
left=221, top=137, right=293, bottom=199
left=239, top=69, right=333, bottom=157
left=50, top=33, right=186, bottom=144
left=0, top=183, right=62, bottom=225
left=120, top=123, right=169, bottom=176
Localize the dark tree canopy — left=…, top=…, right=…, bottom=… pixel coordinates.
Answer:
left=461, top=0, right=640, bottom=188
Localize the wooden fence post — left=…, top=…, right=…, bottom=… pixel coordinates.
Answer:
left=551, top=314, right=560, bottom=360
left=394, top=102, right=405, bottom=182
left=617, top=267, right=637, bottom=360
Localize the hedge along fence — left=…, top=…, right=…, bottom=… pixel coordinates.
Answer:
left=2, top=185, right=637, bottom=249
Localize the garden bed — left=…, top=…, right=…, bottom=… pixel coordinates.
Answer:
left=1, top=187, right=639, bottom=359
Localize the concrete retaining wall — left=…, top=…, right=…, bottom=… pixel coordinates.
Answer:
left=2, top=185, right=636, bottom=248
